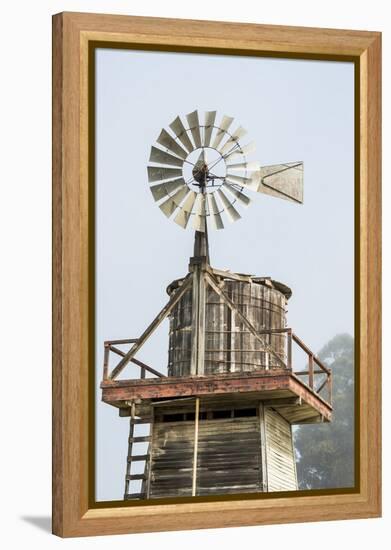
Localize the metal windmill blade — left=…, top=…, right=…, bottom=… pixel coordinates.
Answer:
left=149, top=146, right=184, bottom=167
left=169, top=116, right=195, bottom=153
left=217, top=189, right=241, bottom=223
left=206, top=193, right=224, bottom=230
left=158, top=186, right=189, bottom=218
left=150, top=178, right=187, bottom=202
left=218, top=126, right=248, bottom=156
left=186, top=110, right=202, bottom=149
left=225, top=161, right=260, bottom=173
left=225, top=173, right=257, bottom=190
left=211, top=115, right=234, bottom=150
left=255, top=162, right=304, bottom=204
left=203, top=111, right=216, bottom=147
left=156, top=129, right=188, bottom=159
left=224, top=141, right=256, bottom=161
left=147, top=166, right=183, bottom=183
left=173, top=190, right=197, bottom=229
left=222, top=181, right=251, bottom=207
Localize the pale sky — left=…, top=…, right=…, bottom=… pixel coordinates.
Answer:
left=95, top=48, right=354, bottom=501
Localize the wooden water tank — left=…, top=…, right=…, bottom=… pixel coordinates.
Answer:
left=167, top=275, right=292, bottom=377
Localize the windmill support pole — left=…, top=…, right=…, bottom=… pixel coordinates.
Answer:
left=190, top=172, right=209, bottom=377
left=190, top=258, right=206, bottom=376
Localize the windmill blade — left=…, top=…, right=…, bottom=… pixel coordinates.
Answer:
left=222, top=182, right=251, bottom=207
left=206, top=193, right=224, bottom=230
left=156, top=129, right=188, bottom=159
left=192, top=193, right=206, bottom=232
left=225, top=173, right=254, bottom=186
left=203, top=111, right=216, bottom=147
left=226, top=173, right=259, bottom=192
left=147, top=166, right=183, bottom=183
left=226, top=161, right=260, bottom=172
left=224, top=141, right=256, bottom=160
left=186, top=110, right=202, bottom=148
left=159, top=186, right=189, bottom=218
left=173, top=190, right=197, bottom=228
left=211, top=115, right=234, bottom=150
left=218, top=126, right=248, bottom=155
left=149, top=146, right=184, bottom=167
left=256, top=162, right=304, bottom=204
left=217, top=189, right=241, bottom=223
left=169, top=116, right=194, bottom=153
left=150, top=178, right=186, bottom=202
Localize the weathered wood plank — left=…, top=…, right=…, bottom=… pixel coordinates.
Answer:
left=264, top=407, right=297, bottom=492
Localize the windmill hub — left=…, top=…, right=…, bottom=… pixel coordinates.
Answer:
left=192, top=159, right=208, bottom=186
left=188, top=147, right=226, bottom=192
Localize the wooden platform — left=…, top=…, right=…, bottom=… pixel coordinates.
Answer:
left=101, top=370, right=332, bottom=424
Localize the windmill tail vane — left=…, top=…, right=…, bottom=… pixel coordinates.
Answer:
left=147, top=109, right=304, bottom=238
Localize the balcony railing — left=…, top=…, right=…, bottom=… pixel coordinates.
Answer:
left=102, top=328, right=332, bottom=405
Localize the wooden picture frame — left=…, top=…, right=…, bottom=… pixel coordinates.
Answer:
left=52, top=11, right=381, bottom=537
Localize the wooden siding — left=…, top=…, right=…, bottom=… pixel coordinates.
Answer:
left=197, top=417, right=261, bottom=495
left=149, top=420, right=194, bottom=498
left=264, top=407, right=298, bottom=491
left=149, top=416, right=261, bottom=498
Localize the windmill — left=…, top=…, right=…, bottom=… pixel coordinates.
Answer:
left=101, top=110, right=332, bottom=500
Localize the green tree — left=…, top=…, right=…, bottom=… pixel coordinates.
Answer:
left=294, top=333, right=355, bottom=489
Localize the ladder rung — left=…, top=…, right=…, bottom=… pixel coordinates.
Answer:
left=127, top=454, right=150, bottom=462
left=128, top=435, right=151, bottom=443
left=126, top=474, right=147, bottom=481
left=124, top=493, right=144, bottom=500
left=130, top=418, right=152, bottom=424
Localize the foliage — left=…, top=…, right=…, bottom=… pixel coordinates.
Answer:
left=294, top=333, right=355, bottom=489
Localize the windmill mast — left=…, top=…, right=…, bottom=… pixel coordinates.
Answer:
left=193, top=162, right=210, bottom=262
left=190, top=159, right=210, bottom=376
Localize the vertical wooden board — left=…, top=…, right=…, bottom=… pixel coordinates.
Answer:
left=264, top=407, right=298, bottom=491
left=230, top=281, right=238, bottom=372
left=205, top=285, right=222, bottom=374
left=168, top=287, right=192, bottom=377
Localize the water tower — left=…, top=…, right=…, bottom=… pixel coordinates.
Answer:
left=101, top=110, right=332, bottom=499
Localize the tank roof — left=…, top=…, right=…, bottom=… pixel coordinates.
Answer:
left=167, top=269, right=292, bottom=299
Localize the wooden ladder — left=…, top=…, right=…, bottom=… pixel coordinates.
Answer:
left=124, top=415, right=153, bottom=500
